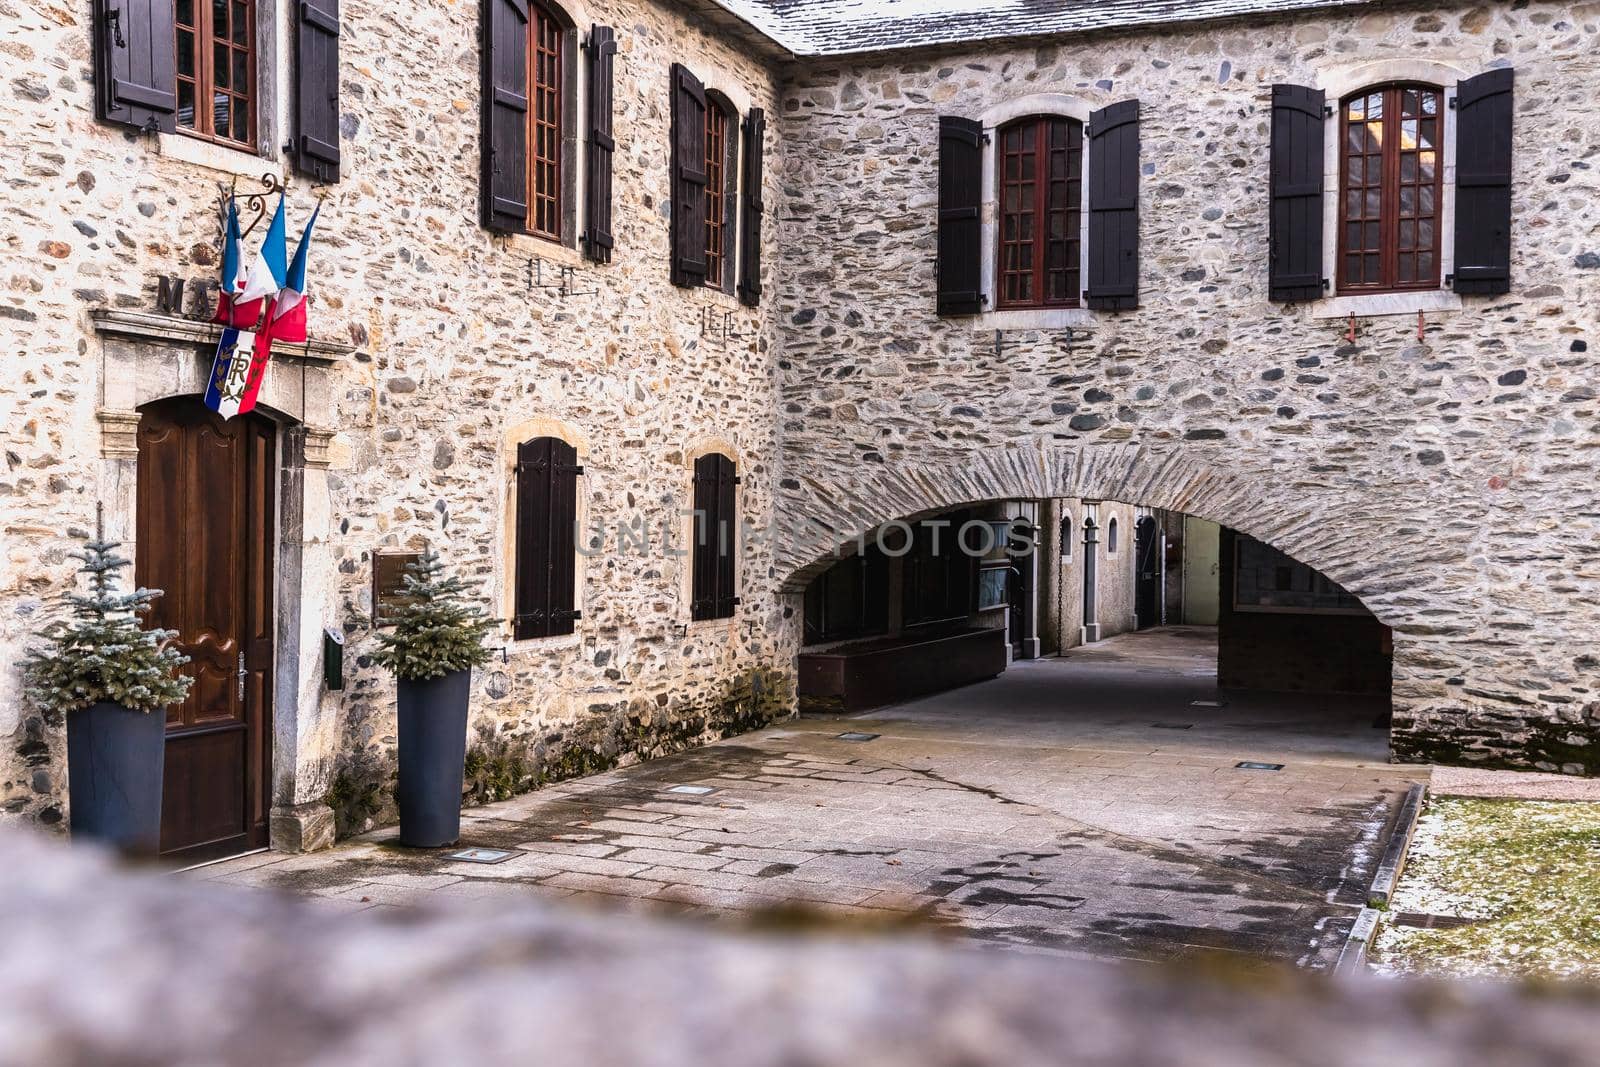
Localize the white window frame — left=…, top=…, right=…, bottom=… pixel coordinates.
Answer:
left=978, top=94, right=1096, bottom=330
left=1311, top=60, right=1468, bottom=319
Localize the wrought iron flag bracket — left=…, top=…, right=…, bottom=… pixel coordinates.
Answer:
left=215, top=171, right=287, bottom=240
left=700, top=307, right=746, bottom=346
left=526, top=258, right=597, bottom=300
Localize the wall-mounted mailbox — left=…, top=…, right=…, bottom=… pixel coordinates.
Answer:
left=323, top=627, right=345, bottom=691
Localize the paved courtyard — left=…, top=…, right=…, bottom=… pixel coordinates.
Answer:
left=198, top=628, right=1427, bottom=969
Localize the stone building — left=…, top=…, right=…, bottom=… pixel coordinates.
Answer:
left=2, top=0, right=1598, bottom=860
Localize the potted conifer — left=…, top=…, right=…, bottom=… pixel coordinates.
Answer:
left=372, top=548, right=494, bottom=847
left=22, top=530, right=191, bottom=856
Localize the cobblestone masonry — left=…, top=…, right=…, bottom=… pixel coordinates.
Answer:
left=770, top=2, right=1600, bottom=771
left=0, top=0, right=792, bottom=834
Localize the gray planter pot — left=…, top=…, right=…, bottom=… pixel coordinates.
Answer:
left=395, top=669, right=471, bottom=848
left=67, top=701, right=165, bottom=856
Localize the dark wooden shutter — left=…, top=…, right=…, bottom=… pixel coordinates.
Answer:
left=714, top=456, right=738, bottom=619
left=936, top=116, right=983, bottom=316
left=1268, top=84, right=1326, bottom=303
left=93, top=0, right=177, bottom=133
left=514, top=438, right=580, bottom=639
left=294, top=0, right=341, bottom=184
left=690, top=455, right=717, bottom=620
left=1084, top=100, right=1140, bottom=311
left=670, top=63, right=708, bottom=287
left=1452, top=68, right=1514, bottom=296
left=582, top=24, right=616, bottom=263
left=736, top=107, right=766, bottom=307
left=481, top=0, right=530, bottom=233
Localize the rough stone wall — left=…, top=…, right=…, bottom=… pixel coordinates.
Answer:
left=0, top=0, right=794, bottom=831
left=772, top=1, right=1600, bottom=772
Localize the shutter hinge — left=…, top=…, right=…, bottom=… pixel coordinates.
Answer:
left=1323, top=104, right=1334, bottom=117
left=1448, top=97, right=1458, bottom=111
left=733, top=475, right=742, bottom=485
left=1444, top=272, right=1455, bottom=286
left=981, top=132, right=991, bottom=145
left=1322, top=278, right=1330, bottom=291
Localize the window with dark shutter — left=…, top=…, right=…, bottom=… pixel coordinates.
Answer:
left=1084, top=100, right=1140, bottom=311
left=1452, top=68, right=1514, bottom=295
left=94, top=0, right=178, bottom=134
left=736, top=107, right=765, bottom=307
left=1337, top=84, right=1444, bottom=294
left=481, top=0, right=530, bottom=233
left=294, top=0, right=341, bottom=183
left=996, top=115, right=1083, bottom=309
left=581, top=24, right=616, bottom=263
left=670, top=64, right=708, bottom=288
left=691, top=453, right=737, bottom=621
left=936, top=115, right=983, bottom=316
left=1268, top=84, right=1326, bottom=302
left=514, top=437, right=581, bottom=639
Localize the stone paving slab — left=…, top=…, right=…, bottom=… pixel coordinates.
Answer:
left=197, top=628, right=1427, bottom=969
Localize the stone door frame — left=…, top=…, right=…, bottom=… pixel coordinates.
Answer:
left=92, top=309, right=352, bottom=852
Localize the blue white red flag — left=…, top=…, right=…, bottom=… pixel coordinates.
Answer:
left=202, top=327, right=258, bottom=420
left=269, top=202, right=319, bottom=344
left=210, top=198, right=263, bottom=327
left=237, top=193, right=288, bottom=305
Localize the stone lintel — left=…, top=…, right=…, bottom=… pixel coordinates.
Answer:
left=90, top=308, right=357, bottom=365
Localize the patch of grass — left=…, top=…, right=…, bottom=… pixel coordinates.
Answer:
left=1371, top=797, right=1600, bottom=982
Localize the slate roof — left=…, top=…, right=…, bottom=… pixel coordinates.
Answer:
left=710, top=0, right=1379, bottom=57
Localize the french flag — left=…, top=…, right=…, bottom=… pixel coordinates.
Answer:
left=268, top=203, right=319, bottom=345
left=236, top=193, right=288, bottom=307
left=210, top=198, right=264, bottom=328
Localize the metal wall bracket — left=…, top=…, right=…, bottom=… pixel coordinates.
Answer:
left=527, top=258, right=598, bottom=299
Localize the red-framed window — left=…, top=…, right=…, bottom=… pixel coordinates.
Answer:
left=997, top=116, right=1082, bottom=309
left=1338, top=83, right=1444, bottom=294
left=527, top=3, right=564, bottom=239
left=704, top=100, right=729, bottom=289
left=175, top=0, right=256, bottom=148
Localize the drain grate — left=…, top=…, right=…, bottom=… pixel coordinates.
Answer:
left=836, top=732, right=880, bottom=742
left=665, top=784, right=718, bottom=796
left=1150, top=722, right=1195, bottom=730
left=1235, top=761, right=1285, bottom=771
left=444, top=847, right=516, bottom=864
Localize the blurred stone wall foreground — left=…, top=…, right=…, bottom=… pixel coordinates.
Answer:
left=1, top=831, right=1595, bottom=1066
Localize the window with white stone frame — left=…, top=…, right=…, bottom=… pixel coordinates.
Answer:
left=977, top=95, right=1096, bottom=329
left=1311, top=61, right=1468, bottom=319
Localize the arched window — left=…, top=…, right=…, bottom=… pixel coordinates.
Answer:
left=1060, top=516, right=1073, bottom=559
left=997, top=115, right=1083, bottom=309
left=1338, top=83, right=1443, bottom=294
left=691, top=452, right=738, bottom=620
left=1107, top=517, right=1119, bottom=555
left=513, top=436, right=581, bottom=639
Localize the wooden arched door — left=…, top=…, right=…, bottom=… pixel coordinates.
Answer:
left=136, top=399, right=275, bottom=862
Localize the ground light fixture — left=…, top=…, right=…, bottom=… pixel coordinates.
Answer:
left=1235, top=761, right=1285, bottom=771
left=836, top=732, right=880, bottom=742
left=443, top=847, right=516, bottom=864
left=665, top=785, right=719, bottom=796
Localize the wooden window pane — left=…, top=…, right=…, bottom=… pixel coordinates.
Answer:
left=996, top=115, right=1081, bottom=310
left=703, top=101, right=728, bottom=288
left=526, top=7, right=562, bottom=240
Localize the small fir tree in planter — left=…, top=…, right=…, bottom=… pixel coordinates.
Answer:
left=371, top=549, right=494, bottom=847
left=22, top=530, right=192, bottom=855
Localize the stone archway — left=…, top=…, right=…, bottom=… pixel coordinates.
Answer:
left=772, top=439, right=1506, bottom=768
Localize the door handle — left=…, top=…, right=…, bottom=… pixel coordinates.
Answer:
left=237, top=652, right=248, bottom=701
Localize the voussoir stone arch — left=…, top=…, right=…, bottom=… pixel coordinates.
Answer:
left=774, top=439, right=1433, bottom=634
